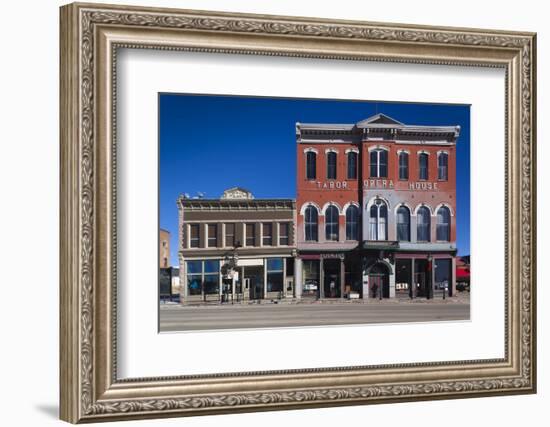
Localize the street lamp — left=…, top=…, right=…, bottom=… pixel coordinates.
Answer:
left=221, top=242, right=241, bottom=304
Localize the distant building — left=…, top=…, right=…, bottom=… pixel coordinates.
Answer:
left=159, top=229, right=170, bottom=268
left=295, top=113, right=459, bottom=300
left=178, top=187, right=296, bottom=304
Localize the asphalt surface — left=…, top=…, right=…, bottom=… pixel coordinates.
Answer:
left=159, top=300, right=470, bottom=331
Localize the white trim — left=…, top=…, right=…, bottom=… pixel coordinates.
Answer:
left=365, top=196, right=390, bottom=212
left=413, top=203, right=434, bottom=216
left=367, top=144, right=390, bottom=152
left=345, top=147, right=359, bottom=154
left=299, top=202, right=321, bottom=216
left=393, top=202, right=413, bottom=216
left=303, top=147, right=318, bottom=154
left=434, top=203, right=454, bottom=217
left=343, top=201, right=361, bottom=214
left=324, top=148, right=339, bottom=154
left=321, top=201, right=343, bottom=216
left=417, top=150, right=431, bottom=156
left=437, top=149, right=450, bottom=156
left=397, top=149, right=410, bottom=154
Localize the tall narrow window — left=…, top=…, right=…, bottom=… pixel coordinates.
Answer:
left=398, top=152, right=409, bottom=180
left=189, top=224, right=199, bottom=248
left=419, top=153, right=429, bottom=180
left=326, top=151, right=337, bottom=179
left=369, top=149, right=388, bottom=178
left=396, top=206, right=411, bottom=241
left=345, top=205, right=359, bottom=240
left=347, top=151, right=358, bottom=179
left=225, top=223, right=235, bottom=247
left=417, top=206, right=431, bottom=242
left=436, top=206, right=451, bottom=241
left=207, top=224, right=217, bottom=247
left=438, top=152, right=448, bottom=180
left=304, top=206, right=318, bottom=241
left=325, top=205, right=339, bottom=241
left=262, top=223, right=273, bottom=246
left=306, top=151, right=316, bottom=180
left=279, top=223, right=289, bottom=246
left=368, top=200, right=388, bottom=240
left=245, top=223, right=255, bottom=247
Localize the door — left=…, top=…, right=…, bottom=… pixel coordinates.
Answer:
left=368, top=263, right=390, bottom=299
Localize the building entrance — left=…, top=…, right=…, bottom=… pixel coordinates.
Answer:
left=323, top=259, right=341, bottom=298
left=368, top=263, right=390, bottom=299
left=244, top=266, right=264, bottom=300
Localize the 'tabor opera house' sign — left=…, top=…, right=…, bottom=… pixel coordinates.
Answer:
left=314, top=180, right=441, bottom=191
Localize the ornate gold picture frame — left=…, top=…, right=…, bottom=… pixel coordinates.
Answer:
left=60, top=2, right=536, bottom=423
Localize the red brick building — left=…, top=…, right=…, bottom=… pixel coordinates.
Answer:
left=295, top=113, right=460, bottom=300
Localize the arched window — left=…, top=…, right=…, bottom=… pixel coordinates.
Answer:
left=369, top=200, right=388, bottom=240
left=345, top=205, right=360, bottom=240
left=369, top=149, right=388, bottom=178
left=396, top=206, right=411, bottom=241
left=325, top=205, right=339, bottom=241
left=326, top=152, right=337, bottom=179
left=419, top=152, right=429, bottom=180
left=417, top=206, right=431, bottom=242
left=398, top=152, right=409, bottom=180
left=438, top=152, right=448, bottom=180
left=306, top=151, right=316, bottom=180
left=436, top=206, right=451, bottom=241
left=304, top=206, right=318, bottom=241
left=347, top=151, right=358, bottom=179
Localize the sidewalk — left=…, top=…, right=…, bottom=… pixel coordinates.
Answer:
left=164, top=291, right=471, bottom=309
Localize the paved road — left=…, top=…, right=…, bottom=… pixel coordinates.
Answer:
left=159, top=302, right=470, bottom=331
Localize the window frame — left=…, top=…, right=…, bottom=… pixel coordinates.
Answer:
left=346, top=151, right=358, bottom=179
left=324, top=205, right=339, bottom=241
left=418, top=152, right=429, bottom=181
left=345, top=205, right=360, bottom=241
left=438, top=152, right=449, bottom=181
left=369, top=148, right=388, bottom=178
left=416, top=206, right=431, bottom=242
left=326, top=151, right=337, bottom=180
left=398, top=151, right=409, bottom=180
left=305, top=151, right=317, bottom=180
left=304, top=205, right=319, bottom=242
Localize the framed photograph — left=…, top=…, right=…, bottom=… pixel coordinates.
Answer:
left=60, top=2, right=537, bottom=423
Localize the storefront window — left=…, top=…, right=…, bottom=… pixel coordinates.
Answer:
left=303, top=260, right=320, bottom=297
left=266, top=258, right=283, bottom=292
left=186, top=260, right=220, bottom=296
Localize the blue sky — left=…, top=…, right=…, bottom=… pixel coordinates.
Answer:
left=160, top=94, right=470, bottom=265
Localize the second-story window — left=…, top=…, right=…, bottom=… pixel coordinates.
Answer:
left=189, top=224, right=199, bottom=248
left=436, top=206, right=451, bottom=241
left=370, top=149, right=388, bottom=178
left=369, top=200, right=388, bottom=241
left=304, top=206, right=318, bottom=242
left=347, top=151, right=357, bottom=179
left=438, top=152, right=448, bottom=180
left=326, top=151, right=337, bottom=179
left=398, top=152, right=409, bottom=180
left=345, top=205, right=359, bottom=240
left=279, top=223, right=289, bottom=246
left=207, top=224, right=217, bottom=247
left=417, top=206, right=431, bottom=242
left=419, top=152, right=429, bottom=180
left=225, top=223, right=235, bottom=247
left=306, top=151, right=316, bottom=180
left=245, top=223, right=255, bottom=247
left=325, top=205, right=339, bottom=241
left=262, top=223, right=273, bottom=246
